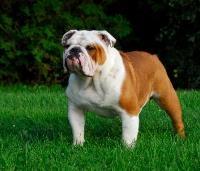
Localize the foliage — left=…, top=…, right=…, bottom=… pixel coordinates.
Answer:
left=0, top=0, right=131, bottom=84
left=105, top=0, right=200, bottom=89
left=0, top=0, right=200, bottom=88
left=151, top=0, right=200, bottom=88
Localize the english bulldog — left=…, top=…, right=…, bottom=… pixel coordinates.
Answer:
left=61, top=30, right=185, bottom=147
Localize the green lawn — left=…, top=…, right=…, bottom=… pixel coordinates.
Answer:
left=0, top=85, right=199, bottom=170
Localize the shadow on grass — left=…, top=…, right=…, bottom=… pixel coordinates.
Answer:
left=0, top=116, right=71, bottom=143
left=0, top=115, right=122, bottom=144
left=0, top=114, right=179, bottom=145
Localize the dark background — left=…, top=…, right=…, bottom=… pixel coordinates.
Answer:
left=0, top=0, right=200, bottom=89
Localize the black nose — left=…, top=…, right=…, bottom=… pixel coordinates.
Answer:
left=70, top=47, right=81, bottom=55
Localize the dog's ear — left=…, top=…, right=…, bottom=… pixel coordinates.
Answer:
left=61, top=30, right=77, bottom=46
left=97, top=30, right=116, bottom=47
left=61, top=30, right=77, bottom=73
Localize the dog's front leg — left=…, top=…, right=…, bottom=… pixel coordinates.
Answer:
left=121, top=112, right=139, bottom=148
left=68, top=101, right=85, bottom=146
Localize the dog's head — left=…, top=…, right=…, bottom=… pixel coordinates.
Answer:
left=61, top=30, right=116, bottom=77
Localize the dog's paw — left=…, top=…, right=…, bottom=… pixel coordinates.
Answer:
left=73, top=138, right=85, bottom=146
left=122, top=138, right=137, bottom=149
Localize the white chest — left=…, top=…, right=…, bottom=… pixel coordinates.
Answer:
left=66, top=49, right=125, bottom=117
left=67, top=80, right=117, bottom=117
left=66, top=71, right=125, bottom=117
left=67, top=84, right=102, bottom=107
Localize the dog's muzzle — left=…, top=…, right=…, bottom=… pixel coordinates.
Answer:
left=64, top=46, right=97, bottom=77
left=68, top=47, right=82, bottom=59
left=64, top=47, right=83, bottom=73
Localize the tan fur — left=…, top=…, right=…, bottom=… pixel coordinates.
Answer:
left=88, top=44, right=106, bottom=65
left=119, top=52, right=140, bottom=115
left=119, top=51, right=185, bottom=138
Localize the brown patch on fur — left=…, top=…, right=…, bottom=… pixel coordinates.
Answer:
left=119, top=51, right=185, bottom=137
left=87, top=44, right=106, bottom=65
left=119, top=52, right=140, bottom=115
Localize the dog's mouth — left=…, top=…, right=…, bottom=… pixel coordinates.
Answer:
left=65, top=54, right=96, bottom=77
left=65, top=55, right=82, bottom=73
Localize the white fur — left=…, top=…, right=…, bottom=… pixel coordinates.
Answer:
left=121, top=112, right=139, bottom=147
left=66, top=47, right=125, bottom=116
left=64, top=30, right=142, bottom=147
left=151, top=91, right=160, bottom=99
left=68, top=101, right=85, bottom=145
left=96, top=30, right=116, bottom=47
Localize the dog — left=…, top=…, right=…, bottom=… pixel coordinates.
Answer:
left=61, top=30, right=185, bottom=147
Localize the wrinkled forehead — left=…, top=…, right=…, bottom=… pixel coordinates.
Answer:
left=68, top=31, right=102, bottom=46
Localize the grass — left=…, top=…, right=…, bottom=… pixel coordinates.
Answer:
left=0, top=85, right=199, bottom=170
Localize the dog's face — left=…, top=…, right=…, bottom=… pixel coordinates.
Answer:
left=61, top=30, right=116, bottom=77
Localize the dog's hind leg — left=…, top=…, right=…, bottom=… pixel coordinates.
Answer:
left=152, top=77, right=185, bottom=138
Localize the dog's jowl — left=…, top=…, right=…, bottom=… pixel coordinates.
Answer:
left=61, top=30, right=185, bottom=147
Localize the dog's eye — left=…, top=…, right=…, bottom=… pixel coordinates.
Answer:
left=64, top=45, right=70, bottom=49
left=86, top=45, right=95, bottom=51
